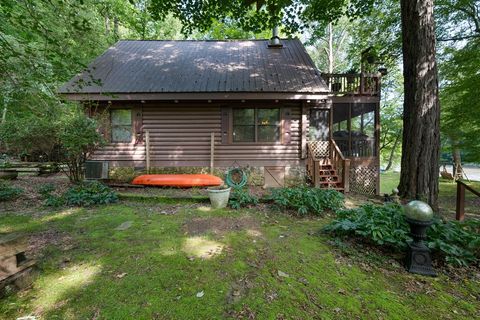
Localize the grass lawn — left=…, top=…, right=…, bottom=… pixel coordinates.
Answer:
left=380, top=172, right=480, bottom=218
left=1, top=198, right=479, bottom=319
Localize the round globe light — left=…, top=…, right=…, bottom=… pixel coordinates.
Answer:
left=404, top=200, right=434, bottom=222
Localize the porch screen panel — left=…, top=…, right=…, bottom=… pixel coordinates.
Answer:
left=332, top=103, right=377, bottom=157
left=351, top=104, right=375, bottom=157
left=332, top=104, right=350, bottom=155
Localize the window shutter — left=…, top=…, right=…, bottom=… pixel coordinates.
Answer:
left=282, top=107, right=292, bottom=145
left=221, top=107, right=231, bottom=144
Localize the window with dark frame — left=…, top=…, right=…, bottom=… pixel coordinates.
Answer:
left=111, top=109, right=132, bottom=143
left=232, top=108, right=280, bottom=143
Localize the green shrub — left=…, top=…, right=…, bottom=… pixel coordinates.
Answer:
left=268, top=187, right=344, bottom=215
left=38, top=183, right=56, bottom=198
left=229, top=188, right=259, bottom=209
left=323, top=203, right=480, bottom=266
left=428, top=219, right=480, bottom=266
left=0, top=182, right=23, bottom=202
left=37, top=183, right=65, bottom=207
left=323, top=204, right=411, bottom=248
left=61, top=181, right=118, bottom=207
left=58, top=113, right=104, bottom=183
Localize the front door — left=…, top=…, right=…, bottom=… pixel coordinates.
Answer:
left=308, top=108, right=331, bottom=159
left=308, top=109, right=330, bottom=141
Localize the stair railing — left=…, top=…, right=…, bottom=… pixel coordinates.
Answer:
left=306, top=143, right=321, bottom=187
left=330, top=139, right=350, bottom=193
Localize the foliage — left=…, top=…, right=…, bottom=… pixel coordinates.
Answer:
left=0, top=115, right=61, bottom=161
left=268, top=186, right=344, bottom=215
left=37, top=183, right=56, bottom=198
left=57, top=112, right=104, bottom=182
left=323, top=204, right=411, bottom=248
left=62, top=181, right=118, bottom=207
left=149, top=0, right=379, bottom=35
left=37, top=183, right=64, bottom=207
left=324, top=203, right=480, bottom=266
left=428, top=219, right=480, bottom=266
left=228, top=188, right=259, bottom=209
left=0, top=182, right=23, bottom=202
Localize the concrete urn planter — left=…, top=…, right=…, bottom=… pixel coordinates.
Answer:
left=207, top=186, right=231, bottom=209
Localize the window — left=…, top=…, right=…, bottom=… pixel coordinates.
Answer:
left=233, top=108, right=280, bottom=142
left=111, top=109, right=132, bottom=143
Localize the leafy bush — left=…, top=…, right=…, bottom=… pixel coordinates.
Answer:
left=323, top=203, right=480, bottom=266
left=37, top=183, right=64, bottom=207
left=268, top=187, right=344, bottom=215
left=42, top=181, right=117, bottom=207
left=428, top=219, right=480, bottom=266
left=58, top=112, right=104, bottom=183
left=229, top=188, right=259, bottom=209
left=323, top=204, right=411, bottom=248
left=0, top=182, right=23, bottom=202
left=38, top=183, right=56, bottom=198
left=63, top=181, right=118, bottom=207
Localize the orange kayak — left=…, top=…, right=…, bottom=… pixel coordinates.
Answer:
left=132, top=174, right=223, bottom=187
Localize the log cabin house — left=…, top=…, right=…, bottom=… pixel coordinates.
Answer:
left=59, top=39, right=382, bottom=195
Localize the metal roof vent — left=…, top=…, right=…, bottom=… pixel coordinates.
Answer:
left=268, top=26, right=283, bottom=48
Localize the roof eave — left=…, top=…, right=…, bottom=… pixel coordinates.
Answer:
left=59, top=91, right=331, bottom=101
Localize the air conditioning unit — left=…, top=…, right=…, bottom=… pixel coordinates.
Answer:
left=85, top=161, right=109, bottom=180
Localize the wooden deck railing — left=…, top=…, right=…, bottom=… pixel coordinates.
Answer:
left=321, top=73, right=380, bottom=96
left=330, top=139, right=350, bottom=193
left=456, top=180, right=480, bottom=221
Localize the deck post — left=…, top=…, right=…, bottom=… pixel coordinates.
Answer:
left=314, top=161, right=320, bottom=187
left=145, top=130, right=151, bottom=173
left=343, top=159, right=350, bottom=193
left=210, top=132, right=215, bottom=174
left=456, top=181, right=465, bottom=221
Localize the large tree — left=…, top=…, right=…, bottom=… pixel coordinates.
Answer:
left=398, top=1, right=440, bottom=207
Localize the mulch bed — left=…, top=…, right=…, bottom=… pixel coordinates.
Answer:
left=0, top=174, right=71, bottom=212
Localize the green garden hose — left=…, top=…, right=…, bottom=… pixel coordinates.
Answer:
left=225, top=168, right=248, bottom=188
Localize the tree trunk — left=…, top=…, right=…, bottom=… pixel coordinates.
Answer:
left=105, top=15, right=110, bottom=36
left=327, top=22, right=334, bottom=73
left=452, top=147, right=463, bottom=180
left=113, top=17, right=119, bottom=40
left=385, top=129, right=402, bottom=171
left=398, top=0, right=441, bottom=209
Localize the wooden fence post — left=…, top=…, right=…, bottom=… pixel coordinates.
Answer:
left=145, top=130, right=150, bottom=173
left=210, top=132, right=214, bottom=174
left=456, top=181, right=465, bottom=221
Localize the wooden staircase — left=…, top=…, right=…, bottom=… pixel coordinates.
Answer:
left=306, top=140, right=350, bottom=193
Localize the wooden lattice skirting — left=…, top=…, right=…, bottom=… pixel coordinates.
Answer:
left=349, top=165, right=378, bottom=195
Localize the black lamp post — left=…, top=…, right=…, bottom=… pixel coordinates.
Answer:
left=404, top=201, right=436, bottom=277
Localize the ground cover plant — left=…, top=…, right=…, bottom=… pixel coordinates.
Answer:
left=228, top=188, right=259, bottom=210
left=0, top=196, right=479, bottom=319
left=324, top=203, right=480, bottom=266
left=0, top=182, right=23, bottom=202
left=268, top=186, right=344, bottom=215
left=39, top=181, right=118, bottom=207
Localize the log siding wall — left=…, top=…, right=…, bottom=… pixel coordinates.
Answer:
left=91, top=102, right=304, bottom=167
